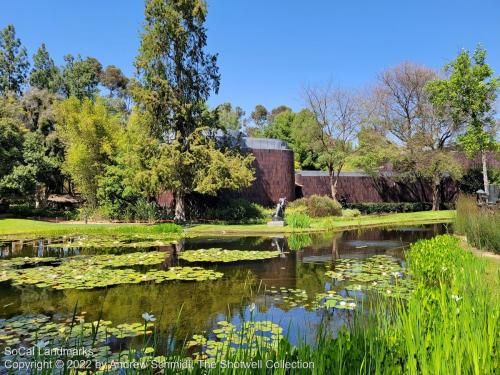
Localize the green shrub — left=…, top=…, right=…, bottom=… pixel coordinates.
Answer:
left=455, top=195, right=500, bottom=254
left=206, top=198, right=266, bottom=223
left=133, top=198, right=159, bottom=223
left=286, top=212, right=311, bottom=228
left=342, top=208, right=361, bottom=218
left=288, top=195, right=342, bottom=217
left=406, top=234, right=474, bottom=285
left=345, top=202, right=432, bottom=214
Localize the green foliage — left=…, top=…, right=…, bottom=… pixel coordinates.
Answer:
left=132, top=0, right=219, bottom=140
left=56, top=97, right=120, bottom=207
left=0, top=24, right=29, bottom=95
left=215, top=102, right=245, bottom=131
left=427, top=46, right=498, bottom=160
left=61, top=54, right=102, bottom=100
left=286, top=211, right=311, bottom=228
left=345, top=202, right=432, bottom=214
left=205, top=198, right=266, bottom=223
left=0, top=114, right=23, bottom=179
left=132, top=198, right=159, bottom=223
left=406, top=234, right=473, bottom=285
left=289, top=195, right=342, bottom=217
left=457, top=167, right=500, bottom=194
left=152, top=129, right=255, bottom=199
left=455, top=195, right=500, bottom=253
left=29, top=43, right=61, bottom=92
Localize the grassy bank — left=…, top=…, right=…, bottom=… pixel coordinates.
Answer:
left=454, top=195, right=500, bottom=254
left=187, top=210, right=455, bottom=234
left=0, top=211, right=454, bottom=238
left=0, top=218, right=182, bottom=239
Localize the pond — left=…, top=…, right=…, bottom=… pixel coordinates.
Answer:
left=0, top=224, right=449, bottom=356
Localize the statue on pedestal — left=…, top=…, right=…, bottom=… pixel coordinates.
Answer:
left=272, top=197, right=286, bottom=221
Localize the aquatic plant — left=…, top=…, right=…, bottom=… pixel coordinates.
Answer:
left=186, top=320, right=283, bottom=360
left=178, top=248, right=280, bottom=263
left=0, top=251, right=223, bottom=289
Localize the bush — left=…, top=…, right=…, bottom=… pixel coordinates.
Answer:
left=286, top=212, right=311, bottom=228
left=455, top=195, right=500, bottom=254
left=344, top=202, right=432, bottom=214
left=206, top=198, right=266, bottom=223
left=133, top=198, right=159, bottom=223
left=406, top=234, right=474, bottom=285
left=342, top=208, right=361, bottom=218
left=288, top=195, right=342, bottom=217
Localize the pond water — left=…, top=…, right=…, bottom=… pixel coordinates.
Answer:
left=0, top=224, right=449, bottom=352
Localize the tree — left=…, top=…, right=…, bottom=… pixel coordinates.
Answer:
left=0, top=132, right=63, bottom=207
left=269, top=105, right=291, bottom=123
left=369, top=62, right=464, bottom=210
left=426, top=46, right=499, bottom=193
left=55, top=97, right=120, bottom=207
left=62, top=55, right=102, bottom=100
left=215, top=102, right=245, bottom=131
left=0, top=25, right=29, bottom=96
left=29, top=43, right=61, bottom=93
left=0, top=118, right=23, bottom=181
left=21, top=88, right=60, bottom=134
left=303, top=84, right=363, bottom=201
left=100, top=65, right=129, bottom=98
left=251, top=104, right=268, bottom=128
left=151, top=129, right=255, bottom=219
left=132, top=0, right=255, bottom=222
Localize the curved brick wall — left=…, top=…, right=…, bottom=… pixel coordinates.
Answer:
left=239, top=148, right=295, bottom=206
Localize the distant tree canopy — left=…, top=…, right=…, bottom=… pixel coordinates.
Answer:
left=61, top=55, right=102, bottom=100
left=0, top=25, right=29, bottom=96
left=100, top=65, right=129, bottom=98
left=29, top=43, right=61, bottom=93
left=215, top=102, right=245, bottom=131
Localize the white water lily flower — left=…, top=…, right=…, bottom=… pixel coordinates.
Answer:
left=339, top=301, right=347, bottom=306
left=35, top=340, right=49, bottom=349
left=142, top=312, right=156, bottom=322
left=349, top=302, right=356, bottom=308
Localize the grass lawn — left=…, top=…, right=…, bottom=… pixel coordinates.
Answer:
left=187, top=210, right=456, bottom=234
left=0, top=210, right=455, bottom=238
left=0, top=219, right=181, bottom=239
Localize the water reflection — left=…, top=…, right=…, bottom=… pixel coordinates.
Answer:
left=0, top=224, right=449, bottom=345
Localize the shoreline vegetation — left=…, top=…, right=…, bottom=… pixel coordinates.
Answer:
left=0, top=210, right=455, bottom=238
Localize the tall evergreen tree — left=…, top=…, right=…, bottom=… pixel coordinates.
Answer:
left=62, top=54, right=102, bottom=100
left=0, top=25, right=29, bottom=96
left=29, top=43, right=61, bottom=92
left=132, top=0, right=226, bottom=221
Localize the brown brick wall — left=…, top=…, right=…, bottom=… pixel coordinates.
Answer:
left=237, top=148, right=295, bottom=206
left=295, top=174, right=458, bottom=204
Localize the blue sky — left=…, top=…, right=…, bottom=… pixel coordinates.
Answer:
left=1, top=0, right=499, bottom=115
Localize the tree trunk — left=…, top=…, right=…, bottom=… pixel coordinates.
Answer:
left=431, top=176, right=440, bottom=211
left=481, top=150, right=489, bottom=194
left=35, top=185, right=49, bottom=209
left=174, top=192, right=186, bottom=223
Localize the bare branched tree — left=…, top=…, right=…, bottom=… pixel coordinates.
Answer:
left=372, top=62, right=464, bottom=210
left=302, top=83, right=364, bottom=201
